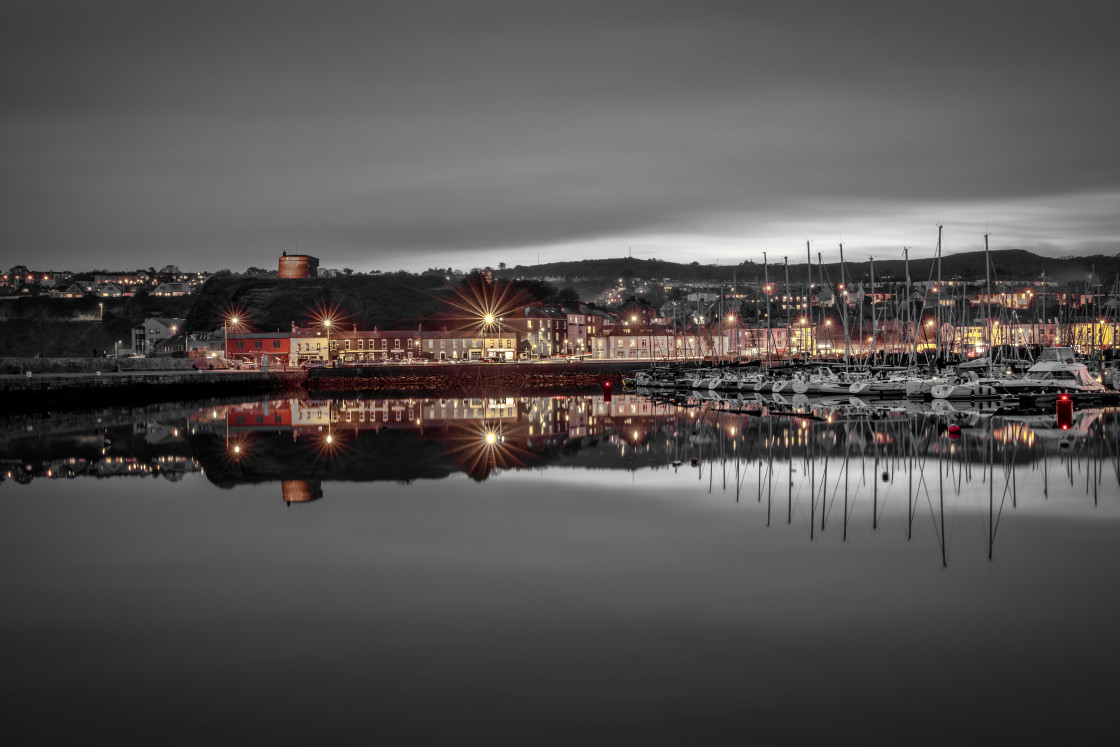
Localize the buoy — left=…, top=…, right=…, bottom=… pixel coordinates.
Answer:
left=691, top=457, right=698, bottom=467
left=881, top=470, right=889, bottom=483
left=947, top=423, right=961, bottom=439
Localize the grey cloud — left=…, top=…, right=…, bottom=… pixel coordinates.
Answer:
left=2, top=1, right=1118, bottom=269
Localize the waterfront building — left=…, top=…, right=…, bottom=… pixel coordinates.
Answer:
left=592, top=324, right=713, bottom=360
left=227, top=331, right=292, bottom=366
left=291, top=327, right=329, bottom=364
left=422, top=330, right=518, bottom=361
left=501, top=306, right=568, bottom=358
left=332, top=328, right=423, bottom=363
left=130, top=317, right=184, bottom=356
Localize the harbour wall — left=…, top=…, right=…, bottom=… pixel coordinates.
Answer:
left=0, top=370, right=307, bottom=412
left=306, top=360, right=655, bottom=395
left=0, top=356, right=199, bottom=375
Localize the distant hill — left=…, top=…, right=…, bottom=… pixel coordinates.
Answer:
left=496, top=250, right=1120, bottom=287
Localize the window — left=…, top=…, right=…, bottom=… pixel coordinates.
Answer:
left=440, top=339, right=445, bottom=348
left=345, top=340, right=351, bottom=350
left=316, top=343, right=321, bottom=350
left=429, top=339, right=434, bottom=349
left=254, top=340, right=263, bottom=349
left=357, top=339, right=363, bottom=350
left=528, top=320, right=533, bottom=328
left=273, top=340, right=281, bottom=349
left=381, top=339, right=387, bottom=349
left=394, top=339, right=400, bottom=349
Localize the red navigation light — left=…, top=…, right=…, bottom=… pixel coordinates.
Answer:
left=1056, top=394, right=1073, bottom=430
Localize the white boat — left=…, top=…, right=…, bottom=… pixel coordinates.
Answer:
left=1020, top=347, right=1105, bottom=393
left=790, top=366, right=868, bottom=396
left=931, top=348, right=1104, bottom=399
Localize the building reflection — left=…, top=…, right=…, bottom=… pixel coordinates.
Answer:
left=5, top=393, right=1119, bottom=500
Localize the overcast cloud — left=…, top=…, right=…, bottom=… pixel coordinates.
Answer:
left=2, top=0, right=1118, bottom=271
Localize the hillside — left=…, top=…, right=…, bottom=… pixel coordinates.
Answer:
left=182, top=272, right=559, bottom=334
left=496, top=250, right=1120, bottom=286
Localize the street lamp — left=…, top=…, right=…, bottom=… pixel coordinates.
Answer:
left=322, top=317, right=333, bottom=365
left=223, top=315, right=242, bottom=364
left=99, top=302, right=103, bottom=321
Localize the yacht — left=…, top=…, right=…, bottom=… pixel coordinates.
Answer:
left=930, top=347, right=1104, bottom=399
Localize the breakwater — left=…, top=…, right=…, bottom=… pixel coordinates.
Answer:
left=0, top=369, right=307, bottom=412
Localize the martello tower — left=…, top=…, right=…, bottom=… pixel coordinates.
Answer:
left=278, top=251, right=319, bottom=278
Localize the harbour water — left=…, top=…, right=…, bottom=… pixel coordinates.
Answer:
left=3, top=393, right=1119, bottom=744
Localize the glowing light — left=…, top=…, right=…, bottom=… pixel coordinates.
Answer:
left=485, top=432, right=497, bottom=444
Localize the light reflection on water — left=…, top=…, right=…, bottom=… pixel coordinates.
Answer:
left=2, top=392, right=1119, bottom=743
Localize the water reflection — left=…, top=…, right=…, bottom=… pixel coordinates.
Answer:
left=2, top=392, right=1117, bottom=566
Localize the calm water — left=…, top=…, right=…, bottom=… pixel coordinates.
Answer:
left=3, top=392, right=1119, bottom=744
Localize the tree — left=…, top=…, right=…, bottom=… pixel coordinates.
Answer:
left=556, top=286, right=580, bottom=306
left=499, top=262, right=507, bottom=271
left=343, top=268, right=354, bottom=276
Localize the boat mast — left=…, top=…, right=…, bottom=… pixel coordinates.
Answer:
left=869, top=255, right=877, bottom=365
left=818, top=251, right=827, bottom=363
left=985, top=233, right=992, bottom=377
left=763, top=252, right=772, bottom=367
left=805, top=240, right=813, bottom=362
left=904, top=246, right=913, bottom=367
left=784, top=256, right=792, bottom=366
left=839, top=242, right=850, bottom=372
left=935, top=225, right=943, bottom=362
left=1039, top=267, right=1045, bottom=350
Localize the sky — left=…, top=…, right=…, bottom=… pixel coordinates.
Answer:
left=2, top=0, right=1119, bottom=273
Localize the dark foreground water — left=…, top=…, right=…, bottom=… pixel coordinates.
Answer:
left=3, top=393, right=1119, bottom=745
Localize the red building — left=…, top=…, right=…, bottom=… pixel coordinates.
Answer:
left=228, top=331, right=291, bottom=366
